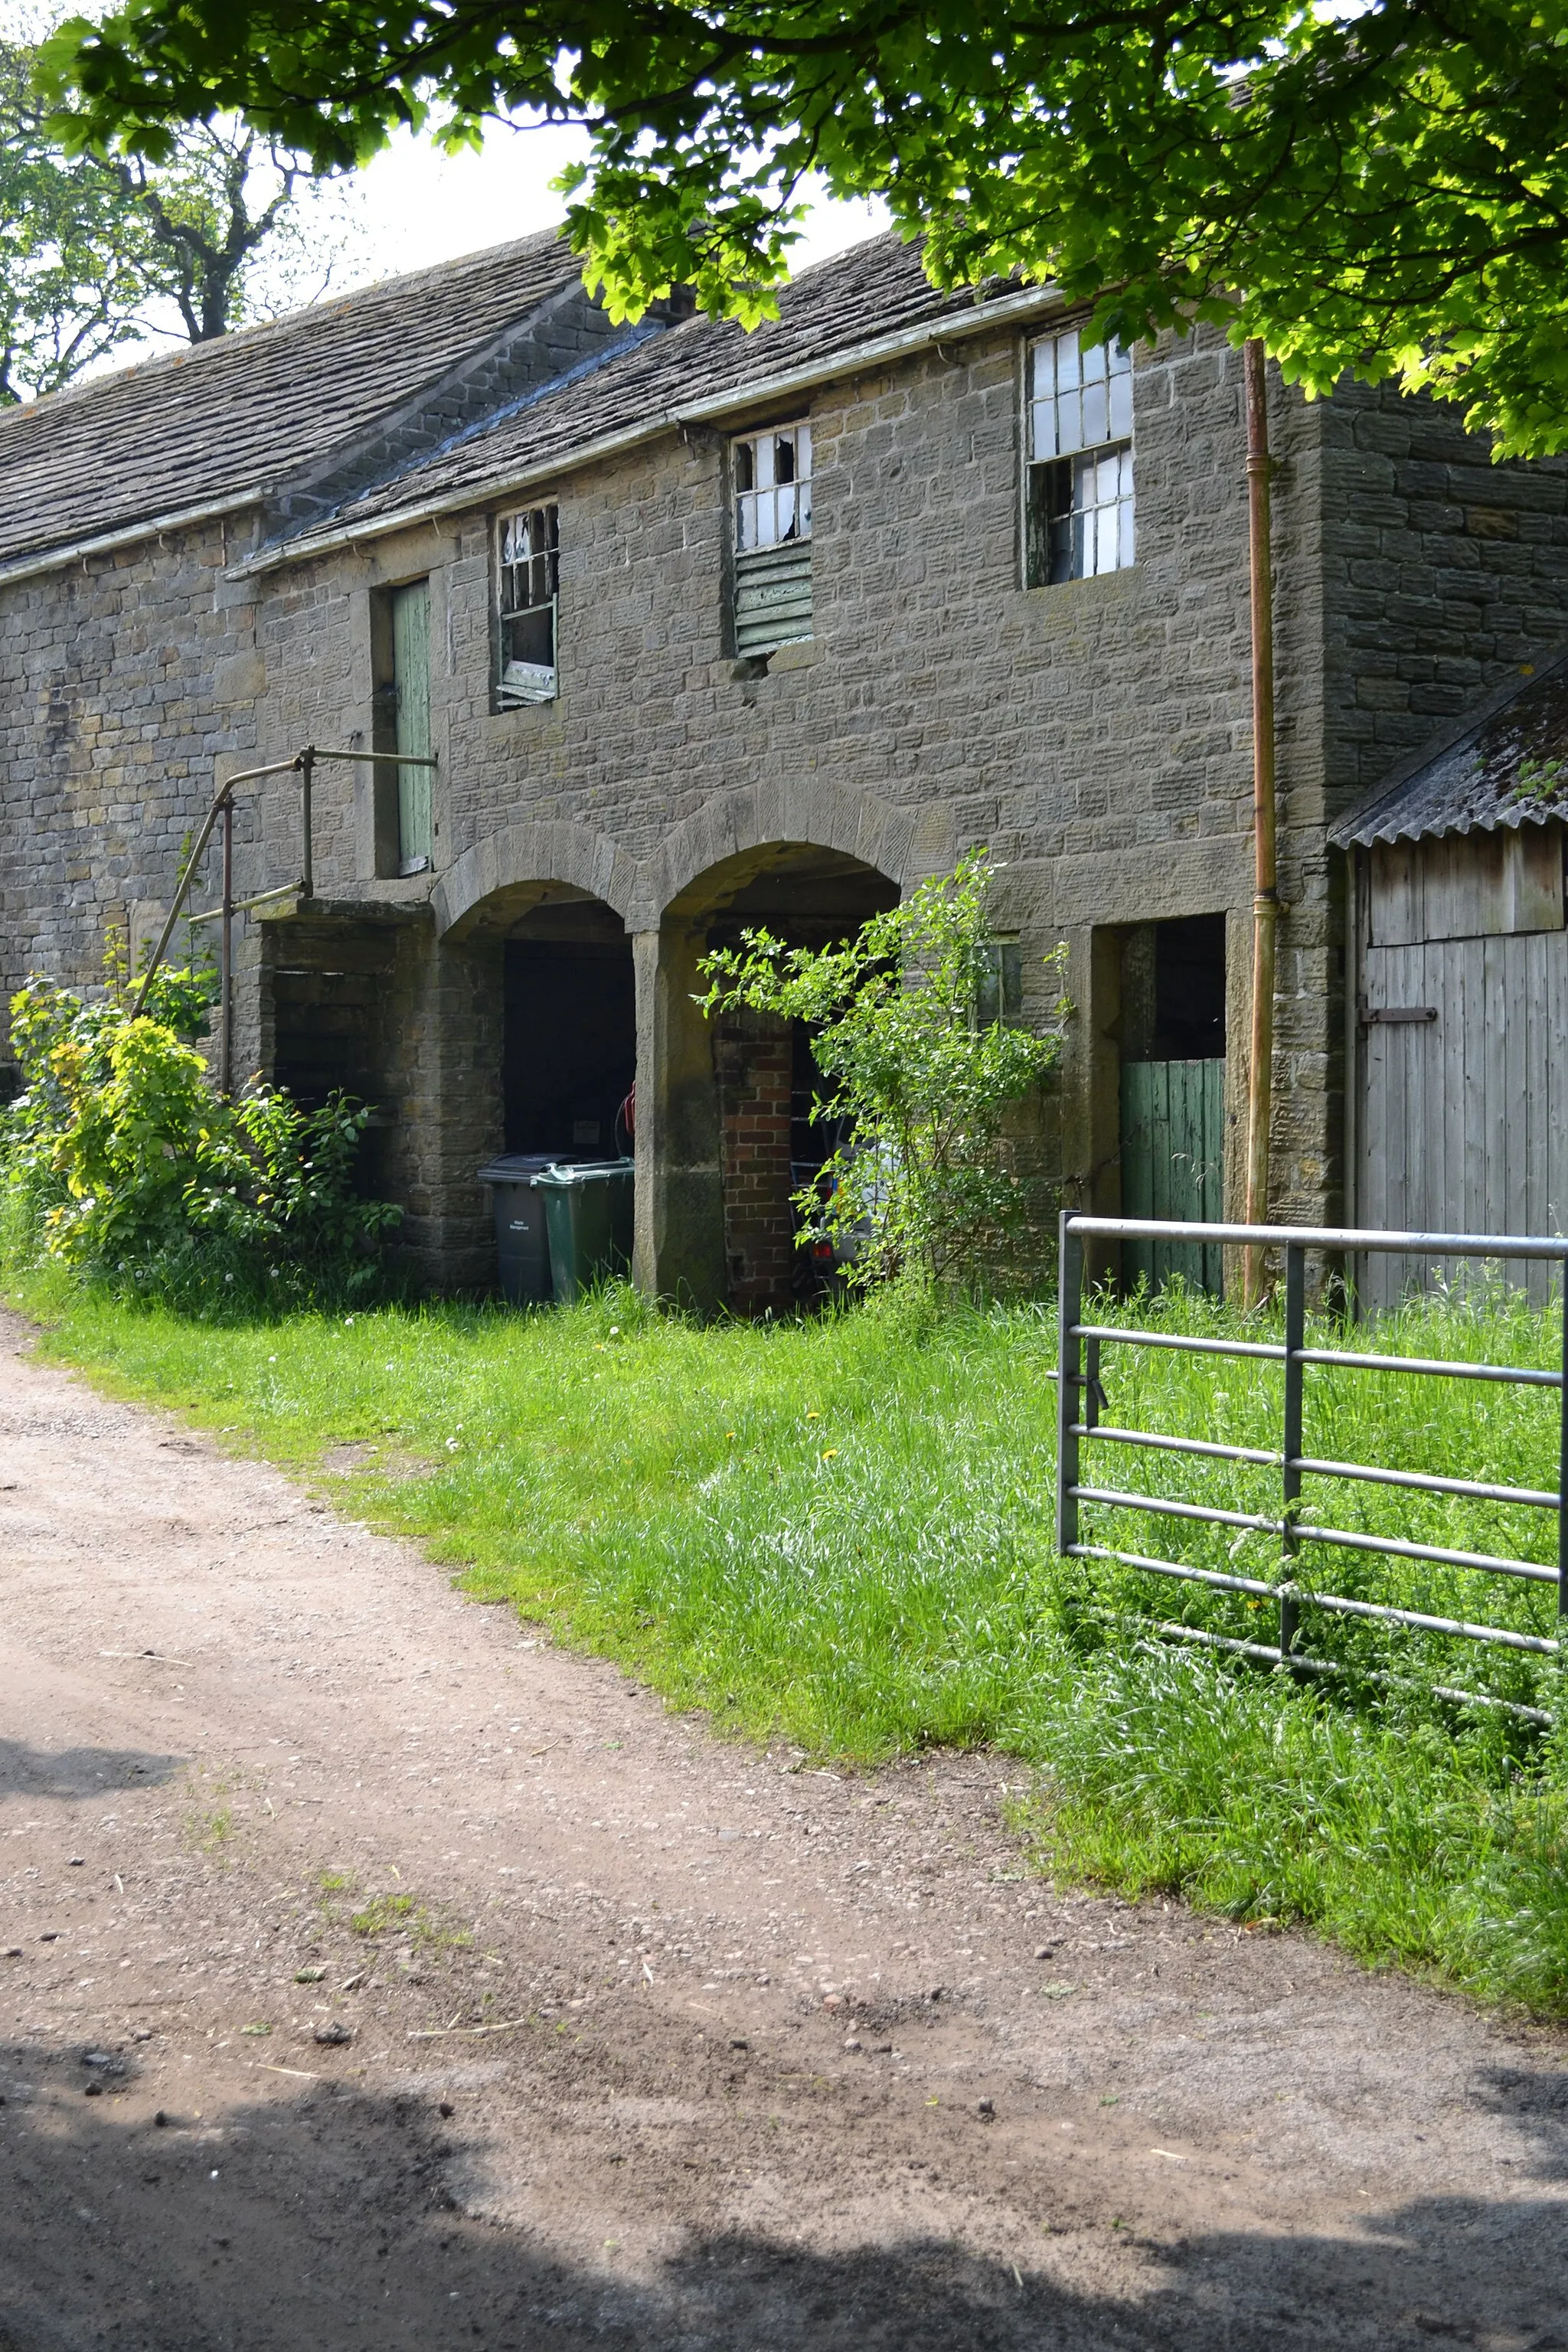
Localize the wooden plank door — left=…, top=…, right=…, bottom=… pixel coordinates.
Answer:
left=1357, top=929, right=1568, bottom=1309
left=1119, top=1057, right=1225, bottom=1295
left=392, top=579, right=432, bottom=873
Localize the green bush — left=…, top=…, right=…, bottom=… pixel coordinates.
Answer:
left=0, top=962, right=400, bottom=1314
left=699, top=851, right=1068, bottom=1292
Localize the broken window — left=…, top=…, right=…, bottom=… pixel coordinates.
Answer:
left=497, top=503, right=560, bottom=705
left=1025, top=328, right=1134, bottom=586
left=733, top=422, right=812, bottom=656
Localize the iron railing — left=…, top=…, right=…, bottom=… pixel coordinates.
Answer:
left=1056, top=1214, right=1568, bottom=1720
left=131, top=743, right=436, bottom=1093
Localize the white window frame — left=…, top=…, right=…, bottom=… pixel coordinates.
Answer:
left=1024, top=328, right=1134, bottom=586
left=497, top=501, right=560, bottom=706
left=733, top=421, right=813, bottom=551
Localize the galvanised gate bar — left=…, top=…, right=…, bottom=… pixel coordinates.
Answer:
left=1055, top=1214, right=1568, bottom=1720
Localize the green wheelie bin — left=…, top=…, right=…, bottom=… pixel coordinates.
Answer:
left=531, top=1158, right=635, bottom=1303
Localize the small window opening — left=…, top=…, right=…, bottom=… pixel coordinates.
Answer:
left=1025, top=328, right=1134, bottom=586
left=498, top=503, right=560, bottom=706
left=974, top=936, right=1024, bottom=1027
left=371, top=577, right=432, bottom=876
left=733, top=422, right=813, bottom=657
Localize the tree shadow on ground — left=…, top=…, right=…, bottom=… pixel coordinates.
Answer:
left=0, top=1741, right=185, bottom=1798
left=2, top=2043, right=1566, bottom=2352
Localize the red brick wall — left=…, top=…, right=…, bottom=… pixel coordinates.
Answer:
left=714, top=1008, right=795, bottom=1312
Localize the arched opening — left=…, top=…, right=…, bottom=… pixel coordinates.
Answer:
left=501, top=887, right=635, bottom=1160
left=668, top=843, right=899, bottom=1314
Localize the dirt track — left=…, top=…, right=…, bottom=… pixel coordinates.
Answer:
left=3, top=1307, right=1567, bottom=2351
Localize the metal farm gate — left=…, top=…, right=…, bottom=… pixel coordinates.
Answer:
left=1055, top=1212, right=1568, bottom=1720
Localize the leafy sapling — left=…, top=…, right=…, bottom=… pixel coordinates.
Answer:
left=698, top=852, right=1067, bottom=1293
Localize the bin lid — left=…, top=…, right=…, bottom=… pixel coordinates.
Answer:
left=529, top=1156, right=635, bottom=1191
left=477, top=1154, right=563, bottom=1184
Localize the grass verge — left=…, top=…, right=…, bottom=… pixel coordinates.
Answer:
left=10, top=1266, right=1568, bottom=2012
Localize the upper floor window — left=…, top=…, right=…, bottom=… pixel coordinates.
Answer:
left=733, top=422, right=813, bottom=656
left=1025, top=328, right=1134, bottom=586
left=371, top=576, right=432, bottom=875
left=498, top=502, right=560, bottom=705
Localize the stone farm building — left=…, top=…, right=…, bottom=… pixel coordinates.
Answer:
left=5, top=227, right=1568, bottom=1307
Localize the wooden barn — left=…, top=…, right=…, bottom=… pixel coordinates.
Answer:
left=1335, top=651, right=1568, bottom=1306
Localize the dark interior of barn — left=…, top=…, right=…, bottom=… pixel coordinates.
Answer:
left=1121, top=912, right=1227, bottom=1061
left=502, top=902, right=636, bottom=1158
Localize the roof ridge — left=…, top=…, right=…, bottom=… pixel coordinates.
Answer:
left=0, top=224, right=577, bottom=433
left=292, top=312, right=669, bottom=541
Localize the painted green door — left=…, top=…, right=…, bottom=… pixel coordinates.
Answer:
left=392, top=578, right=432, bottom=872
left=1119, top=1058, right=1226, bottom=1295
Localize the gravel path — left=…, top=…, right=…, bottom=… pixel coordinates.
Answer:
left=2, top=1308, right=1566, bottom=2351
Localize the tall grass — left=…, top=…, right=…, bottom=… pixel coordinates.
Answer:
left=14, top=1266, right=1568, bottom=2011
left=1067, top=1274, right=1564, bottom=1714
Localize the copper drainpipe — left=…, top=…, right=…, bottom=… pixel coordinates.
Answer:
left=1243, top=337, right=1277, bottom=1308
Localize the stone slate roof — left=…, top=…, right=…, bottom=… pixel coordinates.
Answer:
left=1331, top=646, right=1568, bottom=848
left=273, top=232, right=986, bottom=550
left=0, top=228, right=581, bottom=569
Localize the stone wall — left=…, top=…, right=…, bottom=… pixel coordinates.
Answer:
left=0, top=515, right=265, bottom=1037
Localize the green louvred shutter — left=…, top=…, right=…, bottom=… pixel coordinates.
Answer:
left=392, top=579, right=432, bottom=871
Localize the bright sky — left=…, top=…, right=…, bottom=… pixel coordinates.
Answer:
left=349, top=120, right=889, bottom=286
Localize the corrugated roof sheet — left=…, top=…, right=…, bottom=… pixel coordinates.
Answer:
left=0, top=229, right=580, bottom=568
left=273, top=232, right=985, bottom=549
left=1330, top=647, right=1568, bottom=848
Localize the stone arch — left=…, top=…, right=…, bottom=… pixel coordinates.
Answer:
left=633, top=778, right=959, bottom=927
left=433, top=818, right=639, bottom=939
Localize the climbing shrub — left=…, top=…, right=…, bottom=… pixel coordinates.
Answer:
left=699, top=851, right=1068, bottom=1292
left=0, top=961, right=400, bottom=1314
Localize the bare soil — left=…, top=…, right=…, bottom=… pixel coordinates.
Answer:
left=3, top=1309, right=1567, bottom=2352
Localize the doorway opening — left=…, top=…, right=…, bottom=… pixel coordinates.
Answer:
left=697, top=846, right=899, bottom=1312
left=1118, top=912, right=1227, bottom=1294
left=502, top=897, right=635, bottom=1158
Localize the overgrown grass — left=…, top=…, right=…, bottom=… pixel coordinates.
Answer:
left=11, top=1263, right=1568, bottom=2012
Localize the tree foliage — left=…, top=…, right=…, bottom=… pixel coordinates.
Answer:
left=0, top=957, right=401, bottom=1314
left=34, top=1, right=1568, bottom=454
left=699, top=854, right=1067, bottom=1292
left=1, top=31, right=366, bottom=400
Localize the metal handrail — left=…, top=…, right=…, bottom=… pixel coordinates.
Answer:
left=130, top=742, right=438, bottom=1092
left=1056, top=1212, right=1568, bottom=1716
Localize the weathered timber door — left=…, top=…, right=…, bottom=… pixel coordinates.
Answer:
left=1357, top=932, right=1568, bottom=1308
left=391, top=578, right=432, bottom=873
left=1119, top=1057, right=1225, bottom=1295
left=1354, top=825, right=1568, bottom=1308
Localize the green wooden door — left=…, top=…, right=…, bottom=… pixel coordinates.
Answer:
left=1119, top=1058, right=1226, bottom=1295
left=392, top=579, right=432, bottom=872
